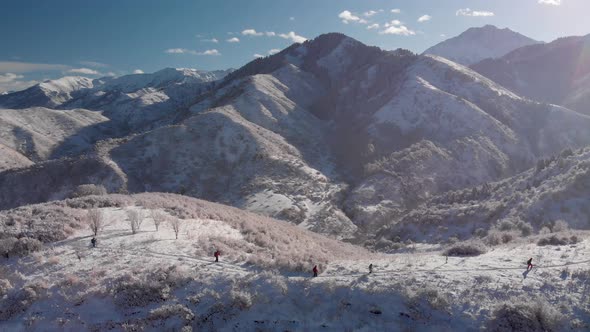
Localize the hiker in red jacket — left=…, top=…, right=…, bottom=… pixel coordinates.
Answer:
left=214, top=250, right=221, bottom=262
left=313, top=265, right=318, bottom=277
left=527, top=257, right=533, bottom=270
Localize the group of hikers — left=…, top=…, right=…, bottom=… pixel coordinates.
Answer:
left=87, top=238, right=536, bottom=277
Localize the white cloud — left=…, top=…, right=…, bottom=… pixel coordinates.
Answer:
left=265, top=31, right=276, bottom=37
left=338, top=10, right=367, bottom=24
left=391, top=9, right=401, bottom=14
left=165, top=48, right=189, bottom=54
left=289, top=17, right=295, bottom=21
left=0, top=61, right=69, bottom=73
left=68, top=68, right=101, bottom=75
left=164, top=48, right=221, bottom=56
left=254, top=54, right=265, bottom=58
left=278, top=31, right=307, bottom=43
left=380, top=20, right=416, bottom=36
left=202, top=38, right=219, bottom=43
left=0, top=72, right=23, bottom=83
left=0, top=73, right=38, bottom=93
left=242, top=29, right=264, bottom=36
left=133, top=69, right=144, bottom=74
left=268, top=49, right=281, bottom=55
left=364, top=10, right=378, bottom=17
left=201, top=49, right=221, bottom=56
left=367, top=23, right=380, bottom=30
left=538, top=0, right=561, bottom=5
left=384, top=20, right=402, bottom=27
left=418, top=15, right=432, bottom=22
left=456, top=8, right=495, bottom=17
left=227, top=37, right=240, bottom=43
left=79, top=61, right=108, bottom=68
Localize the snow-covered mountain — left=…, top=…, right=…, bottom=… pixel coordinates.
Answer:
left=424, top=25, right=540, bottom=65
left=0, top=68, right=232, bottom=130
left=374, top=146, right=590, bottom=247
left=0, top=107, right=110, bottom=163
left=472, top=34, right=590, bottom=115
left=1, top=33, right=590, bottom=239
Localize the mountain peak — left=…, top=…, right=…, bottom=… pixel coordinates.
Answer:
left=424, top=25, right=540, bottom=65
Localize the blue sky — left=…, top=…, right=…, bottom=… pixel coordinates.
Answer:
left=0, top=0, right=588, bottom=92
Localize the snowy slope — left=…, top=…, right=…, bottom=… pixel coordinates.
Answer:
left=0, top=107, right=109, bottom=163
left=3, top=33, right=590, bottom=240
left=0, top=143, right=32, bottom=172
left=0, top=193, right=588, bottom=331
left=424, top=25, right=540, bottom=65
left=471, top=34, right=590, bottom=116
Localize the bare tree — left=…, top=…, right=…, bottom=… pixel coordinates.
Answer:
left=151, top=210, right=164, bottom=231
left=127, top=210, right=143, bottom=234
left=87, top=209, right=104, bottom=236
left=169, top=217, right=182, bottom=240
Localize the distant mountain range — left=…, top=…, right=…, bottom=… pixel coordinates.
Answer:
left=424, top=25, right=541, bottom=65
left=2, top=27, right=590, bottom=243
left=472, top=34, right=590, bottom=115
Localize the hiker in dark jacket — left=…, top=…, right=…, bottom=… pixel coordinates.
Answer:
left=214, top=250, right=221, bottom=262
left=369, top=263, right=373, bottom=274
left=91, top=237, right=97, bottom=248
left=527, top=257, right=533, bottom=270
left=313, top=265, right=318, bottom=277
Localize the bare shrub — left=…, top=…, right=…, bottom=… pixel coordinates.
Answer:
left=0, top=279, right=12, bottom=297
left=537, top=235, right=578, bottom=246
left=571, top=269, right=590, bottom=281
left=487, top=299, right=564, bottom=332
left=0, top=237, right=43, bottom=258
left=70, top=184, right=107, bottom=198
left=151, top=210, right=165, bottom=231
left=87, top=209, right=104, bottom=236
left=0, top=281, right=48, bottom=320
left=149, top=304, right=194, bottom=322
left=114, top=277, right=169, bottom=308
left=169, top=217, right=182, bottom=240
left=552, top=220, right=569, bottom=233
left=443, top=242, right=486, bottom=257
left=127, top=210, right=143, bottom=234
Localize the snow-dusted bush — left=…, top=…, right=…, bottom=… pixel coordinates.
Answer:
left=443, top=241, right=486, bottom=257
left=0, top=237, right=42, bottom=257
left=0, top=279, right=12, bottom=297
left=0, top=281, right=48, bottom=320
left=151, top=210, right=165, bottom=231
left=571, top=269, right=590, bottom=281
left=537, top=234, right=578, bottom=246
left=487, top=299, right=564, bottom=332
left=127, top=210, right=143, bottom=234
left=70, top=184, right=107, bottom=198
left=113, top=276, right=170, bottom=308
left=86, top=209, right=103, bottom=236
left=113, top=265, right=190, bottom=308
left=230, top=289, right=253, bottom=309
left=149, top=304, right=194, bottom=322
left=169, top=217, right=182, bottom=239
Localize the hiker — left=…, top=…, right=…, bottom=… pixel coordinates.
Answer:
left=369, top=263, right=373, bottom=274
left=527, top=257, right=533, bottom=270
left=214, top=250, right=221, bottom=262
left=313, top=265, right=318, bottom=277
left=91, top=237, right=97, bottom=248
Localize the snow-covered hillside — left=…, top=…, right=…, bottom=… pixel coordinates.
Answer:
left=0, top=68, right=232, bottom=131
left=0, top=107, right=110, bottom=163
left=2, top=33, right=590, bottom=239
left=374, top=146, right=590, bottom=246
left=424, top=25, right=540, bottom=65
left=1, top=193, right=588, bottom=330
left=472, top=34, right=590, bottom=116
